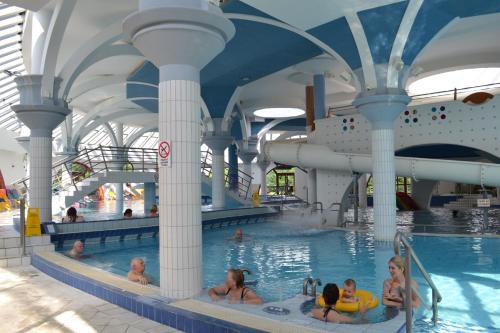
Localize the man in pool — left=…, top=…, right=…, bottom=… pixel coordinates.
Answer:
left=127, top=257, right=149, bottom=285
left=227, top=228, right=244, bottom=241
left=123, top=208, right=133, bottom=218
left=66, top=240, right=86, bottom=259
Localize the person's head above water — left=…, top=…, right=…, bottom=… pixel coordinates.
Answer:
left=343, top=279, right=356, bottom=298
left=124, top=209, right=133, bottom=218
left=388, top=255, right=405, bottom=279
left=72, top=240, right=84, bottom=254
left=225, top=268, right=250, bottom=289
left=130, top=257, right=145, bottom=274
left=66, top=207, right=77, bottom=221
left=322, top=283, right=340, bottom=307
left=234, top=228, right=243, bottom=240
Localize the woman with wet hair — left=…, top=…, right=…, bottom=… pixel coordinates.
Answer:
left=382, top=255, right=420, bottom=308
left=208, top=268, right=262, bottom=304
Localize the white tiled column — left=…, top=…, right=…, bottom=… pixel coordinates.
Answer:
left=354, top=94, right=410, bottom=241
left=159, top=68, right=202, bottom=298
left=115, top=122, right=124, bottom=214
left=29, top=135, right=52, bottom=222
left=307, top=168, right=317, bottom=204
left=243, top=162, right=252, bottom=181
left=211, top=150, right=225, bottom=209
left=258, top=160, right=269, bottom=196
left=358, top=173, right=368, bottom=208
left=371, top=127, right=397, bottom=240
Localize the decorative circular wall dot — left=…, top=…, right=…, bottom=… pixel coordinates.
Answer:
left=405, top=119, right=410, bottom=123
left=413, top=118, right=418, bottom=123
left=440, top=114, right=446, bottom=120
left=412, top=109, right=417, bottom=114
left=431, top=107, right=437, bottom=112
left=343, top=119, right=347, bottom=123
left=432, top=115, right=437, bottom=120
left=404, top=110, right=410, bottom=115
left=350, top=125, right=355, bottom=130
left=440, top=106, right=445, bottom=111
left=343, top=126, right=348, bottom=131
left=350, top=118, right=354, bottom=122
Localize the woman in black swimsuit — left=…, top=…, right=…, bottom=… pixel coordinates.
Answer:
left=208, top=268, right=263, bottom=304
left=311, top=283, right=361, bottom=323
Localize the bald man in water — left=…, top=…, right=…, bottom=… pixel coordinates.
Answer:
left=128, top=257, right=149, bottom=285
left=66, top=240, right=85, bottom=259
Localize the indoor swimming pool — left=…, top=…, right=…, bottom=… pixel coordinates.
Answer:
left=60, top=221, right=500, bottom=332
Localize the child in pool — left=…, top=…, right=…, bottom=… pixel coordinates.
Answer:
left=340, top=278, right=360, bottom=303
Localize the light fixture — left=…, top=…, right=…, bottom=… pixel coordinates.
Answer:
left=253, top=108, right=305, bottom=118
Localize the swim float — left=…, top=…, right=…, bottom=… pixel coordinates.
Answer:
left=316, top=288, right=379, bottom=312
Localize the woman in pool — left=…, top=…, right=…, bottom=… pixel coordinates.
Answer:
left=311, top=283, right=365, bottom=323
left=62, top=207, right=84, bottom=222
left=382, top=256, right=420, bottom=308
left=208, top=268, right=262, bottom=304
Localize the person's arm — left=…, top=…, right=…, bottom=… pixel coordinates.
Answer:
left=328, top=310, right=354, bottom=323
left=242, top=289, right=263, bottom=305
left=411, top=280, right=420, bottom=308
left=128, top=271, right=148, bottom=285
left=382, top=280, right=402, bottom=307
left=208, top=285, right=227, bottom=301
left=340, top=296, right=357, bottom=303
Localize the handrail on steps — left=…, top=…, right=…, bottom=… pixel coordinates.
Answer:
left=394, top=231, right=442, bottom=332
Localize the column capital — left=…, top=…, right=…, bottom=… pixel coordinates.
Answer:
left=123, top=0, right=235, bottom=69
left=12, top=104, right=70, bottom=136
left=239, top=150, right=258, bottom=165
left=257, top=158, right=270, bottom=170
left=353, top=93, right=410, bottom=129
left=203, top=135, right=233, bottom=155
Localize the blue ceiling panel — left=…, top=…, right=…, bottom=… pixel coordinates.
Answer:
left=250, top=121, right=268, bottom=136
left=128, top=61, right=158, bottom=85
left=272, top=118, right=306, bottom=131
left=202, top=86, right=238, bottom=118
left=358, top=1, right=408, bottom=64
left=230, top=118, right=243, bottom=140
left=402, top=0, right=500, bottom=65
left=221, top=0, right=277, bottom=20
left=201, top=20, right=323, bottom=86
left=308, top=17, right=362, bottom=70
left=132, top=99, right=158, bottom=113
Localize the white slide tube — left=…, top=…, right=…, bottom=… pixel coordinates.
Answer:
left=264, top=142, right=500, bottom=187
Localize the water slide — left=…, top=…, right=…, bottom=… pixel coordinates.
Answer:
left=264, top=142, right=500, bottom=188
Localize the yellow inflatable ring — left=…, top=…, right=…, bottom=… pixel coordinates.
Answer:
left=316, top=288, right=379, bottom=313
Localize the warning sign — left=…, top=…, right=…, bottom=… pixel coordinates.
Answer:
left=158, top=140, right=171, bottom=167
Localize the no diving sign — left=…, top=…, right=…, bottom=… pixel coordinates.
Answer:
left=158, top=140, right=171, bottom=167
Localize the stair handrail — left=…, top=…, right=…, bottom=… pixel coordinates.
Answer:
left=394, top=231, right=442, bottom=332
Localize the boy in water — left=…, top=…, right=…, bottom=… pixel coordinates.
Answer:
left=340, top=278, right=359, bottom=303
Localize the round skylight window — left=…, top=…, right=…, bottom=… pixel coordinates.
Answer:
left=253, top=108, right=305, bottom=118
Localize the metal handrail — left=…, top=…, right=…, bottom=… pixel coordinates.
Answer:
left=394, top=231, right=442, bottom=332
left=201, top=150, right=254, bottom=199
left=310, top=201, right=323, bottom=213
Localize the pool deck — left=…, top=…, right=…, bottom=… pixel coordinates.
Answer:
left=0, top=265, right=181, bottom=333
left=31, top=251, right=406, bottom=333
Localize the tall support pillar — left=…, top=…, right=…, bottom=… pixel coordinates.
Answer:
left=204, top=136, right=233, bottom=209
left=354, top=94, right=410, bottom=241
left=307, top=169, right=317, bottom=204
left=12, top=75, right=70, bottom=223
left=123, top=0, right=235, bottom=298
left=228, top=143, right=239, bottom=192
left=115, top=122, right=124, bottom=214
left=258, top=159, right=270, bottom=196
left=358, top=173, right=368, bottom=208
left=143, top=182, right=156, bottom=215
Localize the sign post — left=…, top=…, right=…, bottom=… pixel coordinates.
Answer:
left=158, top=140, right=171, bottom=167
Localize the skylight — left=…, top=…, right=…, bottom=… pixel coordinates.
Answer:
left=253, top=108, right=305, bottom=118
left=408, top=67, right=500, bottom=96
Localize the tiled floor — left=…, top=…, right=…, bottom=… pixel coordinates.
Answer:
left=0, top=265, right=181, bottom=333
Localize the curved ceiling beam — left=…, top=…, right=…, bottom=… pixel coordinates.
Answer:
left=257, top=117, right=295, bottom=139
left=69, top=74, right=127, bottom=101
left=60, top=43, right=143, bottom=100
left=201, top=97, right=214, bottom=132
left=387, top=0, right=424, bottom=88
left=57, top=20, right=124, bottom=99
left=72, top=96, right=149, bottom=139
left=221, top=86, right=243, bottom=132
left=103, top=122, right=118, bottom=147
left=73, top=109, right=149, bottom=148
left=224, top=13, right=361, bottom=91
left=344, top=10, right=377, bottom=90
left=125, top=124, right=158, bottom=147
left=40, top=0, right=77, bottom=98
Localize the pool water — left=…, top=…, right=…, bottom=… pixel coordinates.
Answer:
left=63, top=221, right=500, bottom=332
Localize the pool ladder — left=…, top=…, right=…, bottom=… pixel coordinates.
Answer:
left=302, top=277, right=322, bottom=297
left=394, top=231, right=442, bottom=333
